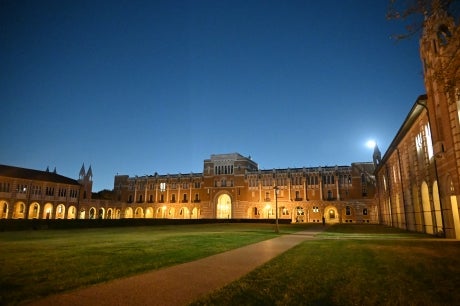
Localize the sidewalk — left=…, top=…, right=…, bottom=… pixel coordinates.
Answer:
left=24, top=227, right=325, bottom=306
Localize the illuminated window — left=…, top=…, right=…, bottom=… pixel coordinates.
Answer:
left=160, top=182, right=166, bottom=192
left=425, top=124, right=433, bottom=159
left=415, top=133, right=423, bottom=152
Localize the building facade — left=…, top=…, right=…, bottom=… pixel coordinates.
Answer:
left=0, top=164, right=93, bottom=220
left=0, top=154, right=378, bottom=223
left=374, top=4, right=460, bottom=238
left=112, top=153, right=377, bottom=223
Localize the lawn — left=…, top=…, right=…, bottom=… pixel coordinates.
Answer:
left=191, top=224, right=460, bottom=306
left=2, top=223, right=460, bottom=306
left=0, top=222, right=302, bottom=305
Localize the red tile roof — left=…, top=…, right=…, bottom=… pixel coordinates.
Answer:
left=0, top=164, right=80, bottom=185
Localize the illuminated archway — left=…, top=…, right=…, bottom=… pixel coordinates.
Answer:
left=67, top=206, right=77, bottom=219
left=124, top=207, right=133, bottom=218
left=433, top=181, right=443, bottom=234
left=156, top=206, right=166, bottom=218
left=28, top=202, right=40, bottom=219
left=43, top=203, right=53, bottom=219
left=179, top=207, right=190, bottom=219
left=263, top=204, right=273, bottom=219
left=89, top=207, right=96, bottom=219
left=0, top=201, right=8, bottom=218
left=145, top=207, right=153, bottom=218
left=134, top=207, right=144, bottom=218
left=55, top=204, right=66, bottom=219
left=168, top=207, right=175, bottom=218
left=192, top=207, right=200, bottom=219
left=98, top=208, right=105, bottom=219
left=13, top=201, right=26, bottom=219
left=79, top=208, right=86, bottom=219
left=216, top=194, right=231, bottom=219
left=421, top=182, right=433, bottom=234
left=324, top=206, right=339, bottom=223
left=448, top=178, right=460, bottom=239
left=106, top=208, right=113, bottom=219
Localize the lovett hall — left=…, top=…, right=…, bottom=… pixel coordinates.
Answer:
left=1, top=3, right=460, bottom=238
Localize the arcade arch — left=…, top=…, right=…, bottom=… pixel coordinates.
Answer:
left=179, top=207, right=190, bottom=219
left=106, top=208, right=113, bottom=219
left=67, top=206, right=77, bottom=219
left=145, top=207, right=153, bottom=218
left=0, top=201, right=8, bottom=218
left=134, top=207, right=144, bottom=218
left=448, top=178, right=460, bottom=239
left=98, top=208, right=105, bottom=219
left=192, top=207, right=200, bottom=219
left=55, top=204, right=66, bottom=219
left=89, top=207, right=96, bottom=219
left=433, top=181, right=443, bottom=233
left=124, top=207, right=133, bottom=218
left=27, top=202, right=40, bottom=219
left=216, top=194, right=231, bottom=219
left=421, top=182, right=434, bottom=234
left=43, top=203, right=53, bottom=219
left=13, top=201, right=25, bottom=219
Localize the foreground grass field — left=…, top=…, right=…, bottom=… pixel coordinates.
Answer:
left=192, top=225, right=460, bottom=306
left=0, top=223, right=300, bottom=305
left=1, top=223, right=460, bottom=306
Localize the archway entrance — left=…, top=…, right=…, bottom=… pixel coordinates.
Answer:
left=216, top=194, right=231, bottom=219
left=324, top=206, right=339, bottom=223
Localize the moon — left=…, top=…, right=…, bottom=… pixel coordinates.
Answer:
left=366, top=140, right=376, bottom=149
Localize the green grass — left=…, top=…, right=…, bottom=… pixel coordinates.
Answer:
left=3, top=223, right=460, bottom=306
left=0, top=223, right=304, bottom=305
left=191, top=224, right=460, bottom=306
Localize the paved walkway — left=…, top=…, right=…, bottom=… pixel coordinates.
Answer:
left=24, top=227, right=326, bottom=306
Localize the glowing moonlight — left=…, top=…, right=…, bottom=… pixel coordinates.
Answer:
left=366, top=140, right=376, bottom=149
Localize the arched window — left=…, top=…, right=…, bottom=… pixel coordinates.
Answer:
left=437, top=24, right=452, bottom=45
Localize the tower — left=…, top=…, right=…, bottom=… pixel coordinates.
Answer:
left=78, top=163, right=93, bottom=200
left=419, top=0, right=460, bottom=238
left=373, top=144, right=381, bottom=168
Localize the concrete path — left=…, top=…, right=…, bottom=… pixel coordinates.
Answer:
left=24, top=227, right=325, bottom=306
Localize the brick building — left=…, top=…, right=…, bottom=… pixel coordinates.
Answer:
left=112, top=153, right=377, bottom=223
left=374, top=3, right=460, bottom=238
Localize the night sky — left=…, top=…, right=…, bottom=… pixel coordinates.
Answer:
left=1, top=0, right=426, bottom=191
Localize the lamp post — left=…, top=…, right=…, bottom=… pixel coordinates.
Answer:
left=274, top=186, right=279, bottom=234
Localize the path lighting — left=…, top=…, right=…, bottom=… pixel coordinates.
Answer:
left=274, top=186, right=279, bottom=234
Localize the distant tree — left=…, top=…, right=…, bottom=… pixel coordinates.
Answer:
left=387, top=0, right=460, bottom=39
left=387, top=0, right=460, bottom=92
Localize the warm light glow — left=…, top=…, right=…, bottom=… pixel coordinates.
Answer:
left=366, top=140, right=376, bottom=149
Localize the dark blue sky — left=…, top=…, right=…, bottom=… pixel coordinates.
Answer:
left=1, top=0, right=425, bottom=191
